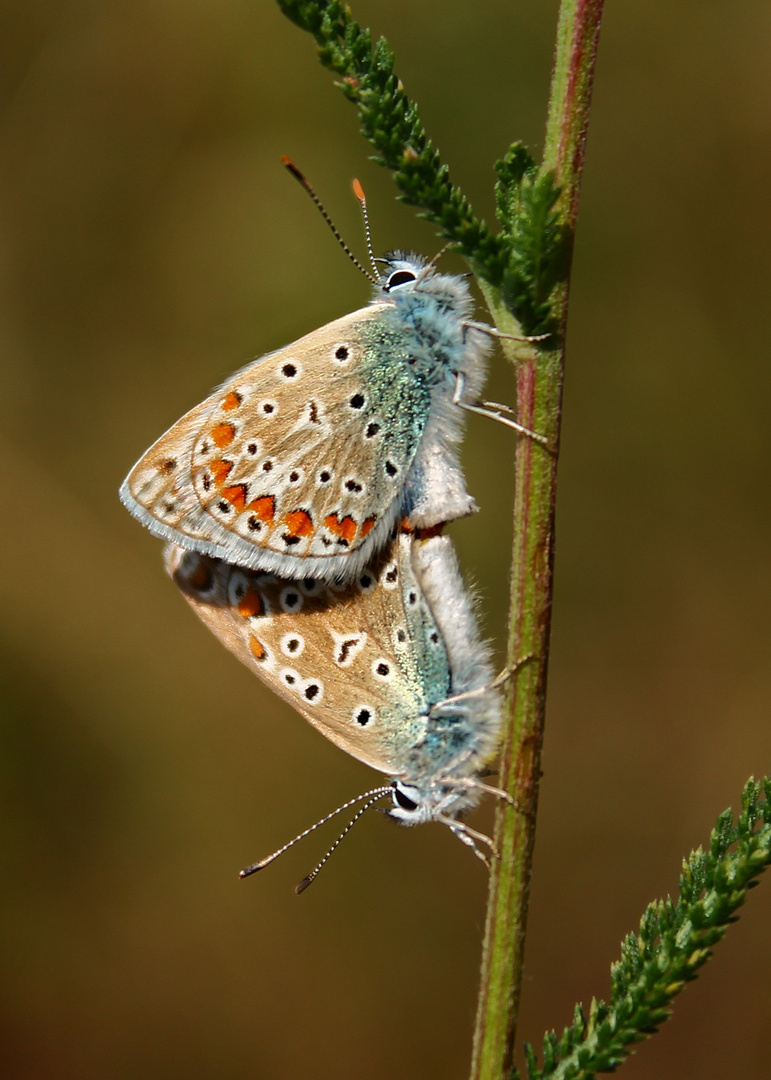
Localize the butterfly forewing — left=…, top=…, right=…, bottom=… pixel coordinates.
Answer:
left=123, top=307, right=430, bottom=579
left=165, top=532, right=452, bottom=775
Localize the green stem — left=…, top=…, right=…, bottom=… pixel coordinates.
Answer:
left=469, top=4, right=605, bottom=1079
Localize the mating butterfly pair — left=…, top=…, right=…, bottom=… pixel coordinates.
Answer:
left=122, top=244, right=513, bottom=885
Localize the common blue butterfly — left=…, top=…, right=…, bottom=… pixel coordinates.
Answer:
left=165, top=530, right=506, bottom=886
left=120, top=251, right=495, bottom=582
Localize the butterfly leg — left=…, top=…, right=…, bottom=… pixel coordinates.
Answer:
left=463, top=319, right=552, bottom=345
left=473, top=397, right=523, bottom=418
left=429, top=655, right=536, bottom=717
left=491, top=654, right=537, bottom=689
left=447, top=776, right=522, bottom=810
left=431, top=693, right=490, bottom=715
left=453, top=372, right=550, bottom=447
left=437, top=775, right=524, bottom=812
left=442, top=818, right=499, bottom=866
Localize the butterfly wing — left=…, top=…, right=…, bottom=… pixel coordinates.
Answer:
left=164, top=532, right=452, bottom=776
left=122, top=306, right=432, bottom=580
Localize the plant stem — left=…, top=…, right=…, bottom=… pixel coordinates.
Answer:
left=469, top=4, right=605, bottom=1080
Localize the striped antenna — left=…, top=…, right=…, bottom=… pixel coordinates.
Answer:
left=295, top=787, right=391, bottom=894
left=281, top=157, right=376, bottom=284
left=352, top=178, right=381, bottom=276
left=239, top=785, right=392, bottom=885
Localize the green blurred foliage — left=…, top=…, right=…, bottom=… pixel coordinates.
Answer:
left=0, top=2, right=769, bottom=1078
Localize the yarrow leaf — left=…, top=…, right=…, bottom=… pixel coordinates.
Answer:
left=518, top=777, right=771, bottom=1080
left=275, top=0, right=569, bottom=335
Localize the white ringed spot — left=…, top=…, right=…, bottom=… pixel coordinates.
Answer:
left=364, top=419, right=382, bottom=440
left=280, top=632, right=305, bottom=658
left=342, top=476, right=365, bottom=496
left=285, top=466, right=305, bottom=486
left=352, top=704, right=376, bottom=728
left=276, top=359, right=302, bottom=380
left=357, top=571, right=376, bottom=594
left=279, top=587, right=303, bottom=613
left=226, top=570, right=251, bottom=606
left=371, top=658, right=394, bottom=683
left=279, top=667, right=301, bottom=690
left=301, top=678, right=324, bottom=704
left=211, top=499, right=234, bottom=518
left=332, top=342, right=353, bottom=365
left=381, top=561, right=399, bottom=589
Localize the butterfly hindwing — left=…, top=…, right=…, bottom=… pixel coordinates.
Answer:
left=123, top=306, right=433, bottom=579
left=165, top=532, right=452, bottom=776
left=122, top=255, right=493, bottom=582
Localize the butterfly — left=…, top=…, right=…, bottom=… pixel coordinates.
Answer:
left=120, top=247, right=502, bottom=583
left=165, top=529, right=506, bottom=885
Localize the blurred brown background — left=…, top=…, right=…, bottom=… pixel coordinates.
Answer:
left=1, top=2, right=769, bottom=1078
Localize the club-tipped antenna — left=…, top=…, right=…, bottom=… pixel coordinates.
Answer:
left=352, top=178, right=382, bottom=277
left=295, top=788, right=390, bottom=894
left=239, top=784, right=392, bottom=881
left=281, top=156, right=376, bottom=284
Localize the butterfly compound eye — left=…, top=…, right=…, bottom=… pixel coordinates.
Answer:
left=393, top=786, right=419, bottom=813
left=385, top=269, right=417, bottom=291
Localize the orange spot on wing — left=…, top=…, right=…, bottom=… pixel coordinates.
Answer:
left=221, top=484, right=248, bottom=510
left=283, top=509, right=314, bottom=538
left=209, top=459, right=233, bottom=486
left=238, top=588, right=264, bottom=619
left=248, top=636, right=266, bottom=660
left=221, top=392, right=242, bottom=412
left=398, top=520, right=444, bottom=538
left=248, top=495, right=275, bottom=522
left=415, top=523, right=444, bottom=540
left=360, top=516, right=376, bottom=538
left=211, top=422, right=235, bottom=448
left=325, top=513, right=357, bottom=545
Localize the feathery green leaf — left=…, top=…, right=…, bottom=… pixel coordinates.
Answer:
left=275, top=1, right=569, bottom=334
left=517, top=776, right=771, bottom=1080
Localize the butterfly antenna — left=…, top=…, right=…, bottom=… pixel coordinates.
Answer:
left=416, top=242, right=453, bottom=284
left=352, top=178, right=381, bottom=277
left=295, top=788, right=390, bottom=894
left=239, top=784, right=392, bottom=881
left=281, top=156, right=376, bottom=284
